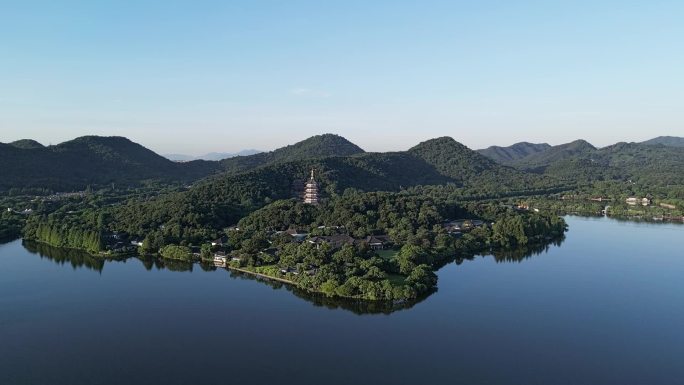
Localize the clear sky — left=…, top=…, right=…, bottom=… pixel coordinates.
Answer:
left=1, top=0, right=682, bottom=154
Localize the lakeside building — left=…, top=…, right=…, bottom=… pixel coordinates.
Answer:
left=303, top=169, right=319, bottom=204
left=212, top=236, right=228, bottom=246
left=308, top=234, right=392, bottom=250
left=626, top=197, right=652, bottom=206
left=213, top=251, right=229, bottom=265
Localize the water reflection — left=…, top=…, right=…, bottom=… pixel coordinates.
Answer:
left=456, top=235, right=566, bottom=264
left=19, top=236, right=564, bottom=314
left=23, top=240, right=109, bottom=273
left=226, top=268, right=430, bottom=314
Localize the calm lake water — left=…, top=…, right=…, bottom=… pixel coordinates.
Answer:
left=1, top=216, right=683, bottom=385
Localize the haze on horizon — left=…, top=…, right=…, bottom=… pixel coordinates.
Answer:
left=1, top=1, right=682, bottom=155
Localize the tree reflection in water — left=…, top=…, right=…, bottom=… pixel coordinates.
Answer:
left=21, top=235, right=564, bottom=314
left=456, top=235, right=566, bottom=265
left=23, top=240, right=109, bottom=273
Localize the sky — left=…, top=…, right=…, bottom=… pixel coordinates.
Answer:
left=1, top=0, right=682, bottom=155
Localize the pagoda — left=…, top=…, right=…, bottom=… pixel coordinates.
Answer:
left=303, top=169, right=319, bottom=204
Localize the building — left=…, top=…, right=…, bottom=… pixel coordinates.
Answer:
left=303, top=169, right=319, bottom=204
left=626, top=197, right=652, bottom=206
left=308, top=234, right=357, bottom=249
left=109, top=241, right=136, bottom=253
left=284, top=228, right=308, bottom=242
left=212, top=235, right=228, bottom=246
left=130, top=239, right=144, bottom=247
left=443, top=219, right=485, bottom=233
left=213, top=251, right=229, bottom=264
left=362, top=235, right=392, bottom=250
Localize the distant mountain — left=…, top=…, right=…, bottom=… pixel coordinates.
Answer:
left=5, top=133, right=681, bottom=195
left=218, top=133, right=365, bottom=174
left=477, top=142, right=551, bottom=164
left=0, top=136, right=220, bottom=191
left=512, top=140, right=684, bottom=185
left=511, top=139, right=597, bottom=169
left=641, top=136, right=684, bottom=147
left=9, top=139, right=45, bottom=149
left=202, top=150, right=262, bottom=161
left=407, top=137, right=545, bottom=190
left=164, top=149, right=263, bottom=162
left=0, top=134, right=365, bottom=192
left=163, top=153, right=196, bottom=162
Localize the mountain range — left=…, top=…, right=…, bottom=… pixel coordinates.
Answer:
left=476, top=137, right=684, bottom=185
left=0, top=134, right=364, bottom=191
left=1, top=134, right=683, bottom=192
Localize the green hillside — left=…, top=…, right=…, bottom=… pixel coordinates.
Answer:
left=408, top=137, right=547, bottom=190
left=511, top=139, right=597, bottom=170
left=0, top=136, right=221, bottom=191
left=0, top=134, right=365, bottom=192
left=477, top=142, right=551, bottom=164
left=641, top=136, right=684, bottom=147
left=218, top=133, right=365, bottom=174
left=510, top=141, right=684, bottom=185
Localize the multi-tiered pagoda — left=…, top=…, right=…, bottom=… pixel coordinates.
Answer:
left=303, top=169, right=319, bottom=204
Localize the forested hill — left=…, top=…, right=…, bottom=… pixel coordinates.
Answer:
left=477, top=142, right=551, bottom=164
left=105, top=137, right=564, bottom=243
left=483, top=140, right=684, bottom=185
left=407, top=137, right=544, bottom=189
left=9, top=139, right=45, bottom=149
left=218, top=133, right=365, bottom=174
left=0, top=136, right=221, bottom=191
left=0, top=134, right=365, bottom=192
left=641, top=136, right=684, bottom=147
left=510, top=139, right=597, bottom=169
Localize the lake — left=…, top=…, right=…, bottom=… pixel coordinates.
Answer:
left=1, top=216, right=683, bottom=385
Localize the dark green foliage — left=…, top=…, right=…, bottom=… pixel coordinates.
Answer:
left=408, top=137, right=550, bottom=190
left=23, top=214, right=103, bottom=253
left=159, top=245, right=193, bottom=261
left=0, top=212, right=23, bottom=242
left=227, top=191, right=566, bottom=301
left=491, top=212, right=566, bottom=248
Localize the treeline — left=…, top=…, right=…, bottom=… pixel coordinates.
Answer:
left=23, top=214, right=103, bottom=253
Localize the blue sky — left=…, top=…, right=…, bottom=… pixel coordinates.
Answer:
left=1, top=0, right=682, bottom=154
